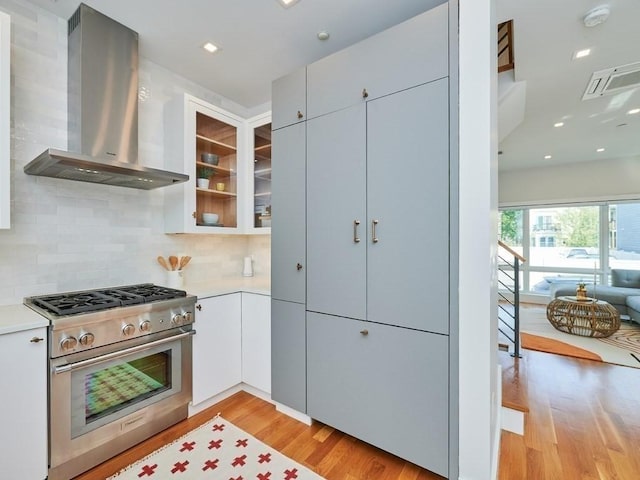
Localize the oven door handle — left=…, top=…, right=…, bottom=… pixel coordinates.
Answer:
left=53, top=330, right=196, bottom=375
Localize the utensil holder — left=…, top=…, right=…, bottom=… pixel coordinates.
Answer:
left=166, top=270, right=184, bottom=289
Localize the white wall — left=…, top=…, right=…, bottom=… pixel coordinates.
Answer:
left=458, top=0, right=499, bottom=479
left=0, top=0, right=269, bottom=305
left=499, top=155, right=640, bottom=206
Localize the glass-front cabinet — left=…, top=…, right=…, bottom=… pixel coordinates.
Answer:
left=164, top=94, right=244, bottom=233
left=164, top=94, right=274, bottom=234
left=194, top=112, right=238, bottom=228
left=249, top=114, right=272, bottom=231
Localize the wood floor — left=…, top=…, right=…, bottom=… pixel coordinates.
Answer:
left=75, top=349, right=640, bottom=480
left=75, top=390, right=444, bottom=480
left=499, top=348, right=640, bottom=479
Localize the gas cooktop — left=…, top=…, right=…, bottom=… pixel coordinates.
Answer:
left=25, top=283, right=187, bottom=317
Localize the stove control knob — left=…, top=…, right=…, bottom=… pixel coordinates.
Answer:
left=183, top=311, right=192, bottom=323
left=78, top=333, right=95, bottom=347
left=60, top=336, right=77, bottom=351
left=122, top=324, right=136, bottom=336
left=172, top=314, right=184, bottom=326
left=139, top=320, right=152, bottom=332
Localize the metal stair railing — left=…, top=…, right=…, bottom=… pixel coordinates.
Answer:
left=498, top=240, right=526, bottom=358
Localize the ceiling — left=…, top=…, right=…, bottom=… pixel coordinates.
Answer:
left=23, top=0, right=639, bottom=172
left=25, top=0, right=443, bottom=109
left=496, top=0, right=640, bottom=171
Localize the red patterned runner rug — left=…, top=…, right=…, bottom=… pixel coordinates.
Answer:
left=107, top=415, right=325, bottom=479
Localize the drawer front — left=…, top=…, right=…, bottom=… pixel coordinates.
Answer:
left=307, top=312, right=449, bottom=477
left=306, top=3, right=448, bottom=120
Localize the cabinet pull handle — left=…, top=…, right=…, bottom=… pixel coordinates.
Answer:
left=196, top=304, right=202, bottom=311
left=297, top=110, right=304, bottom=119
left=362, top=88, right=369, bottom=99
left=296, top=263, right=303, bottom=271
left=192, top=211, right=196, bottom=219
left=30, top=337, right=44, bottom=343
left=372, top=219, right=379, bottom=243
left=353, top=220, right=361, bottom=243
left=360, top=329, right=369, bottom=335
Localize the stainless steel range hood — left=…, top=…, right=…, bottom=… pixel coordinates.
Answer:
left=24, top=4, right=188, bottom=190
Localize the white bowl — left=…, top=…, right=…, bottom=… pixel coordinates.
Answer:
left=202, top=213, right=219, bottom=224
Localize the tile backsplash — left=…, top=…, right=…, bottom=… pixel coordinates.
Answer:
left=0, top=0, right=270, bottom=305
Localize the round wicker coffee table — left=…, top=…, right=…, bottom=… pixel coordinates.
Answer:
left=546, top=296, right=620, bottom=338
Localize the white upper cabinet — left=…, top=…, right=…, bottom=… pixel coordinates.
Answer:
left=244, top=112, right=272, bottom=234
left=164, top=94, right=245, bottom=234
left=0, top=12, right=10, bottom=229
left=272, top=67, right=306, bottom=130
left=306, top=3, right=448, bottom=120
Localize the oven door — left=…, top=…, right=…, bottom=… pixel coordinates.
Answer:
left=49, top=328, right=194, bottom=480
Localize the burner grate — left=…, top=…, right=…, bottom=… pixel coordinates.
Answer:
left=32, top=292, right=123, bottom=316
left=27, top=284, right=187, bottom=317
left=115, top=284, right=187, bottom=302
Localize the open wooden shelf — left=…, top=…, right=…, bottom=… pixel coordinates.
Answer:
left=195, top=160, right=235, bottom=177
left=196, top=134, right=236, bottom=156
left=196, top=187, right=237, bottom=198
left=254, top=167, right=272, bottom=180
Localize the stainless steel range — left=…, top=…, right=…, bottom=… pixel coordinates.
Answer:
left=24, top=284, right=196, bottom=480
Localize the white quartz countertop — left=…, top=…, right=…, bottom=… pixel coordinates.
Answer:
left=0, top=304, right=50, bottom=335
left=183, top=276, right=271, bottom=299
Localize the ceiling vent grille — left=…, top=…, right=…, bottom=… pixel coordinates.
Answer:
left=582, top=61, right=640, bottom=100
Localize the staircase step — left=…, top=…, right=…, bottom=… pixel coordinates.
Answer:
left=499, top=350, right=529, bottom=413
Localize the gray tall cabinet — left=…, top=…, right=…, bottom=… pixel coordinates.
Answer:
left=271, top=3, right=455, bottom=478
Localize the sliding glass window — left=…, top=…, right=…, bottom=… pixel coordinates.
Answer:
left=499, top=202, right=640, bottom=294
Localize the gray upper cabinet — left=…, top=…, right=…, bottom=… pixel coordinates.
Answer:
left=306, top=104, right=367, bottom=320
left=367, top=80, right=449, bottom=334
left=272, top=67, right=306, bottom=130
left=271, top=123, right=306, bottom=304
left=306, top=3, right=448, bottom=120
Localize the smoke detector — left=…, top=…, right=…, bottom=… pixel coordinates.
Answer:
left=583, top=5, right=610, bottom=27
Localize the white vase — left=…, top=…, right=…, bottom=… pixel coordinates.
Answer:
left=196, top=178, right=209, bottom=189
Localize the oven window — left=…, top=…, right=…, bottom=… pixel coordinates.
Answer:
left=84, top=350, right=172, bottom=423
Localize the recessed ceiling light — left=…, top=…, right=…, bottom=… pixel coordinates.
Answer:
left=277, top=0, right=300, bottom=8
left=554, top=122, right=564, bottom=127
left=573, top=48, right=591, bottom=59
left=628, top=108, right=640, bottom=115
left=596, top=148, right=605, bottom=152
left=544, top=155, right=552, bottom=159
left=203, top=42, right=219, bottom=54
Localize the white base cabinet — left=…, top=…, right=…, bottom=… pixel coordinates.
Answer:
left=192, top=294, right=242, bottom=405
left=192, top=292, right=271, bottom=407
left=0, top=327, right=47, bottom=480
left=241, top=293, right=271, bottom=393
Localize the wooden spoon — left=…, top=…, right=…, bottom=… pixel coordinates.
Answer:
left=179, top=256, right=192, bottom=270
left=157, top=256, right=169, bottom=271
left=169, top=256, right=179, bottom=271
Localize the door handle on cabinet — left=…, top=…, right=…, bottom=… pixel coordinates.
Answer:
left=362, top=88, right=369, bottom=99
left=297, top=110, right=304, bottom=119
left=30, top=337, right=44, bottom=343
left=360, top=329, right=369, bottom=335
left=372, top=219, right=379, bottom=243
left=353, top=220, right=361, bottom=243
left=296, top=263, right=303, bottom=271
left=196, top=304, right=202, bottom=311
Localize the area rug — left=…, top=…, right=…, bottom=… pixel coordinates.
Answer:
left=504, top=305, right=640, bottom=368
left=108, top=415, right=325, bottom=479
